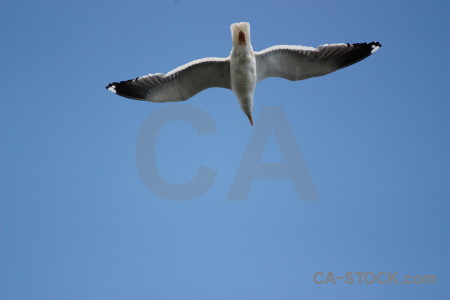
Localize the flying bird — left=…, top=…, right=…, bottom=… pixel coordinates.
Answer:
left=106, top=22, right=381, bottom=125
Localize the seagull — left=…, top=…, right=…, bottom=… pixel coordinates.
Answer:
left=106, top=22, right=381, bottom=125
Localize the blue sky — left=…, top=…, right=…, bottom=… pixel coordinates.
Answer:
left=1, top=0, right=448, bottom=299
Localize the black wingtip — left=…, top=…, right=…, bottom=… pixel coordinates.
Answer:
left=105, top=82, right=117, bottom=93
left=371, top=41, right=382, bottom=51
left=335, top=41, right=382, bottom=69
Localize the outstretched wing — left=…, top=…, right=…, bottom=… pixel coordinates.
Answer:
left=106, top=57, right=231, bottom=102
left=255, top=42, right=381, bottom=82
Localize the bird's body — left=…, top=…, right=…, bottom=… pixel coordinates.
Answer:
left=106, top=22, right=381, bottom=125
left=230, top=22, right=256, bottom=124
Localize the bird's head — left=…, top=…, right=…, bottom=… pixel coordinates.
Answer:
left=231, top=22, right=251, bottom=47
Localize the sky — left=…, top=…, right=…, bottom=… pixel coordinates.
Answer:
left=1, top=0, right=449, bottom=299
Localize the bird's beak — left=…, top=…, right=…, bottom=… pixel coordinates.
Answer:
left=246, top=113, right=253, bottom=126
left=238, top=31, right=246, bottom=45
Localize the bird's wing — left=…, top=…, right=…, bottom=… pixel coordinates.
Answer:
left=106, top=57, right=231, bottom=102
left=255, top=42, right=381, bottom=82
